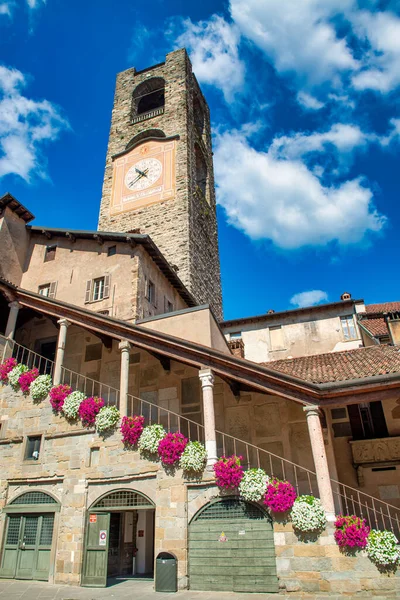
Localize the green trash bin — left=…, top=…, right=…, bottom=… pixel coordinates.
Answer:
left=155, top=552, right=177, bottom=592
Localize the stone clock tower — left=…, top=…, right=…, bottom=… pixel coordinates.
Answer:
left=98, top=49, right=223, bottom=319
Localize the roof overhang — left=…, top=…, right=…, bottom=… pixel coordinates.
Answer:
left=0, top=193, right=34, bottom=223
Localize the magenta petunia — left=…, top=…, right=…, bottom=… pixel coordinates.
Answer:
left=263, top=479, right=297, bottom=512
left=78, top=396, right=105, bottom=426
left=121, top=415, right=145, bottom=447
left=18, top=368, right=39, bottom=393
left=214, top=455, right=244, bottom=489
left=0, top=357, right=17, bottom=382
left=334, top=515, right=370, bottom=549
left=158, top=432, right=188, bottom=465
left=49, top=384, right=72, bottom=412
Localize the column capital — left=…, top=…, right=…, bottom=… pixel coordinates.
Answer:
left=119, top=339, right=131, bottom=352
left=8, top=301, right=21, bottom=310
left=199, top=368, right=214, bottom=387
left=304, top=405, right=320, bottom=418
left=57, top=318, right=71, bottom=328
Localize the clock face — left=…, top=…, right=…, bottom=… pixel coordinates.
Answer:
left=124, top=158, right=162, bottom=191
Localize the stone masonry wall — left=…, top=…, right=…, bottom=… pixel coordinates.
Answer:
left=97, top=48, right=223, bottom=319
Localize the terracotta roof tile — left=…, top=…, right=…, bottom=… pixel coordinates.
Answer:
left=265, top=345, right=400, bottom=384
left=360, top=318, right=389, bottom=338
left=366, top=302, right=400, bottom=314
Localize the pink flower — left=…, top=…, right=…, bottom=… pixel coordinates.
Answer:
left=121, top=415, right=145, bottom=447
left=18, top=368, right=39, bottom=393
left=49, top=384, right=72, bottom=412
left=214, top=455, right=244, bottom=489
left=264, top=479, right=297, bottom=512
left=78, top=396, right=105, bottom=426
left=0, top=358, right=17, bottom=382
left=334, top=515, right=370, bottom=549
left=158, top=432, right=188, bottom=465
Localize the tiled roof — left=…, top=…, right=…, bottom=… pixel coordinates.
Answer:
left=366, top=302, right=400, bottom=314
left=266, top=346, right=400, bottom=384
left=360, top=318, right=389, bottom=338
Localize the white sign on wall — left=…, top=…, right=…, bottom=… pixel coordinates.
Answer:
left=99, top=530, right=107, bottom=546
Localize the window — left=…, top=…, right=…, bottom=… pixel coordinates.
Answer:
left=85, top=275, right=110, bottom=303
left=230, top=332, right=242, bottom=340
left=341, top=315, right=357, bottom=340
left=347, top=401, right=389, bottom=440
left=164, top=297, right=173, bottom=313
left=38, top=282, right=57, bottom=298
left=44, top=245, right=56, bottom=262
left=132, top=77, right=165, bottom=119
left=107, top=245, right=116, bottom=257
left=90, top=447, right=100, bottom=467
left=24, top=436, right=42, bottom=461
left=145, top=278, right=156, bottom=306
left=84, top=343, right=103, bottom=362
left=269, top=325, right=285, bottom=350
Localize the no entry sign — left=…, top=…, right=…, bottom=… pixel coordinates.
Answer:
left=99, top=530, right=107, bottom=546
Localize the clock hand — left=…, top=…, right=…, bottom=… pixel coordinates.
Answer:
left=135, top=168, right=146, bottom=177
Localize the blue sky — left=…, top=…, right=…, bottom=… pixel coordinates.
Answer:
left=1, top=0, right=400, bottom=320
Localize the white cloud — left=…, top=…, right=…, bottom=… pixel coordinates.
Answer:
left=174, top=15, right=245, bottom=102
left=297, top=92, right=324, bottom=111
left=351, top=10, right=400, bottom=93
left=229, top=0, right=358, bottom=87
left=0, top=2, right=12, bottom=16
left=214, top=128, right=386, bottom=249
left=26, top=0, right=45, bottom=9
left=290, top=290, right=328, bottom=308
left=0, top=65, right=68, bottom=181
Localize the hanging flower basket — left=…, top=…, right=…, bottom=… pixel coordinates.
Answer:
left=138, top=424, right=166, bottom=454
left=49, top=384, right=73, bottom=412
left=121, top=415, right=145, bottom=447
left=291, top=495, right=327, bottom=533
left=179, top=441, right=207, bottom=473
left=239, top=468, right=269, bottom=502
left=0, top=357, right=17, bottom=383
left=95, top=405, right=120, bottom=434
left=29, top=374, right=53, bottom=402
left=8, top=364, right=29, bottom=390
left=264, top=478, right=297, bottom=513
left=78, top=396, right=105, bottom=427
left=18, top=368, right=39, bottom=394
left=62, top=391, right=86, bottom=421
left=367, top=530, right=400, bottom=568
left=158, top=432, right=188, bottom=465
left=334, top=515, right=370, bottom=549
left=214, top=455, right=244, bottom=490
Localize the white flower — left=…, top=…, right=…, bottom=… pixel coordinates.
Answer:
left=138, top=424, right=166, bottom=454
left=291, top=495, right=326, bottom=533
left=179, top=441, right=207, bottom=472
left=239, top=468, right=269, bottom=502
left=95, top=405, right=120, bottom=433
left=8, top=364, right=29, bottom=390
left=63, top=391, right=85, bottom=420
left=29, top=374, right=52, bottom=401
left=367, top=530, right=400, bottom=567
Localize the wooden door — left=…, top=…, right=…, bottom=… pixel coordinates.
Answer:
left=81, top=512, right=110, bottom=587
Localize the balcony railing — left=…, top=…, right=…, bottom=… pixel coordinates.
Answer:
left=1, top=334, right=400, bottom=536
left=131, top=107, right=164, bottom=124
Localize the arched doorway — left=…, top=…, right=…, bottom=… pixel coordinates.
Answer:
left=189, top=497, right=278, bottom=593
left=0, top=491, right=60, bottom=581
left=81, top=489, right=155, bottom=588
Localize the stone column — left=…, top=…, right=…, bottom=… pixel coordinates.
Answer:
left=304, top=405, right=336, bottom=519
left=53, top=319, right=70, bottom=385
left=199, top=369, right=217, bottom=466
left=118, top=340, right=131, bottom=416
left=5, top=301, right=21, bottom=339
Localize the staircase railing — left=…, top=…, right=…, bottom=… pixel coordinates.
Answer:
left=1, top=334, right=399, bottom=536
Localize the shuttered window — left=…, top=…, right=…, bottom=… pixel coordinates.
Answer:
left=348, top=401, right=388, bottom=440
left=38, top=282, right=57, bottom=299
left=85, top=275, right=110, bottom=303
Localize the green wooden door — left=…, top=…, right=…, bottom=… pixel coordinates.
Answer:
left=0, top=514, right=54, bottom=581
left=189, top=498, right=278, bottom=593
left=81, top=512, right=110, bottom=587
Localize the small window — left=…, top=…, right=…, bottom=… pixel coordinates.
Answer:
left=97, top=310, right=110, bottom=316
left=85, top=275, right=110, bottom=303
left=145, top=278, right=156, bottom=306
left=44, top=245, right=56, bottom=262
left=90, top=447, right=100, bottom=467
left=341, top=315, right=357, bottom=340
left=24, top=436, right=42, bottom=461
left=164, top=297, right=173, bottom=313
left=107, top=245, right=117, bottom=257
left=38, top=282, right=57, bottom=298
left=269, top=325, right=285, bottom=350
left=230, top=332, right=242, bottom=340
left=85, top=343, right=103, bottom=362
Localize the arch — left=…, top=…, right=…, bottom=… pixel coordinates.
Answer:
left=189, top=495, right=271, bottom=525
left=126, top=129, right=166, bottom=151
left=132, top=77, right=165, bottom=117
left=8, top=490, right=60, bottom=506
left=195, top=144, right=207, bottom=198
left=89, top=488, right=155, bottom=510
left=193, top=94, right=205, bottom=136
